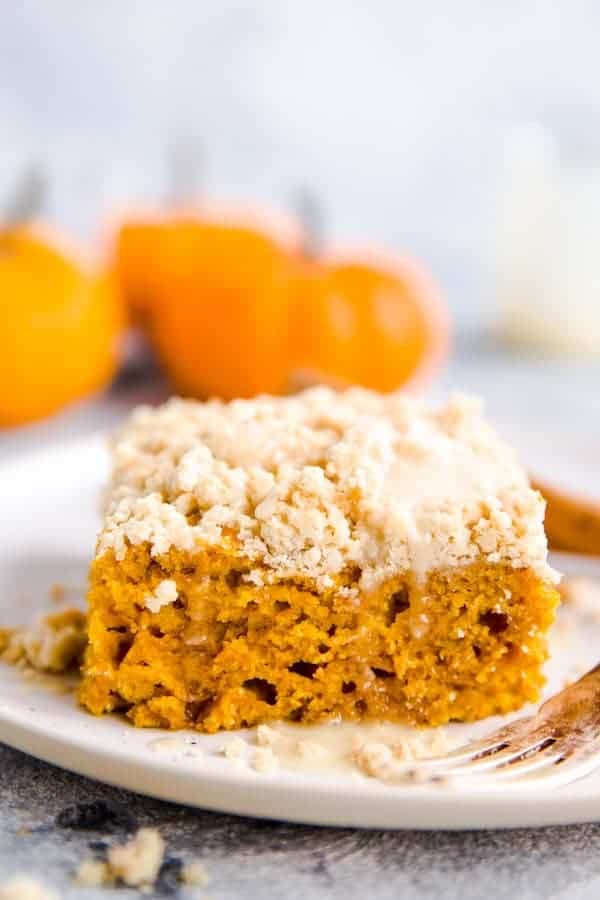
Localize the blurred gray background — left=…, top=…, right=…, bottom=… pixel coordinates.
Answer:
left=2, top=0, right=599, bottom=335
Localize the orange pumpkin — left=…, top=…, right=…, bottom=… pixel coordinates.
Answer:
left=110, top=203, right=302, bottom=324
left=0, top=225, right=125, bottom=426
left=292, top=249, right=450, bottom=393
left=110, top=205, right=449, bottom=399
left=146, top=219, right=301, bottom=398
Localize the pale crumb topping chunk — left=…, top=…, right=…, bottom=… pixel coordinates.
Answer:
left=107, top=828, right=165, bottom=887
left=295, top=739, right=331, bottom=762
left=181, top=861, right=209, bottom=886
left=0, top=878, right=58, bottom=900
left=0, top=609, right=86, bottom=674
left=75, top=859, right=110, bottom=888
left=256, top=724, right=279, bottom=746
left=144, top=579, right=178, bottom=613
left=253, top=745, right=279, bottom=773
left=97, top=388, right=556, bottom=589
left=74, top=827, right=207, bottom=892
left=221, top=736, right=247, bottom=760
left=353, top=730, right=454, bottom=784
left=558, top=577, right=600, bottom=621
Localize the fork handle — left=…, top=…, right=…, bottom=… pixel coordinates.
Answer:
left=537, top=660, right=600, bottom=737
left=532, top=477, right=600, bottom=557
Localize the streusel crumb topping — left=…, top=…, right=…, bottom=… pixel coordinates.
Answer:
left=97, top=388, right=556, bottom=590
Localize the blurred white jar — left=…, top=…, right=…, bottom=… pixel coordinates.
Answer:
left=496, top=126, right=600, bottom=355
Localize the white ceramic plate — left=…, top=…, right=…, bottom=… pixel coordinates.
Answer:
left=1, top=434, right=600, bottom=830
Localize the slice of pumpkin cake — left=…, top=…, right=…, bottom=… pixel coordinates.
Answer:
left=79, top=388, right=559, bottom=733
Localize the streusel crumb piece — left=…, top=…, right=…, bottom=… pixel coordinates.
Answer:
left=295, top=740, right=331, bottom=763
left=0, top=877, right=58, bottom=900
left=558, top=577, right=600, bottom=620
left=221, top=736, right=247, bottom=761
left=75, top=859, right=110, bottom=887
left=181, top=860, right=209, bottom=886
left=107, top=827, right=165, bottom=887
left=74, top=827, right=209, bottom=893
left=253, top=746, right=279, bottom=773
left=0, top=608, right=86, bottom=673
left=256, top=724, right=279, bottom=747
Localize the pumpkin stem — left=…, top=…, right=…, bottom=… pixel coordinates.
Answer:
left=294, top=188, right=323, bottom=259
left=2, top=163, right=46, bottom=227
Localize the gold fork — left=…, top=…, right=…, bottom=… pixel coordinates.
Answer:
left=532, top=477, right=600, bottom=557
left=417, top=663, right=600, bottom=787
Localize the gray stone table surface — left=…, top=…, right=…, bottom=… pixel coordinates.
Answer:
left=1, top=346, right=600, bottom=899
left=4, top=740, right=600, bottom=900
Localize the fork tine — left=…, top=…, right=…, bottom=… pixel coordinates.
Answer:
left=507, top=752, right=600, bottom=789
left=429, top=730, right=600, bottom=786
left=444, top=735, right=555, bottom=775
left=480, top=747, right=564, bottom=780
left=402, top=663, right=600, bottom=788
left=417, top=739, right=508, bottom=770
left=534, top=737, right=600, bottom=786
left=421, top=716, right=536, bottom=769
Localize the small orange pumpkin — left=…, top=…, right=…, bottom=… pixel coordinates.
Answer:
left=110, top=204, right=449, bottom=399
left=0, top=225, right=125, bottom=426
left=291, top=248, right=450, bottom=393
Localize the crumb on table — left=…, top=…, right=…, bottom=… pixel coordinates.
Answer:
left=107, top=827, right=165, bottom=887
left=74, top=826, right=208, bottom=892
left=181, top=860, right=209, bottom=887
left=0, top=876, right=58, bottom=900
left=75, top=859, right=110, bottom=888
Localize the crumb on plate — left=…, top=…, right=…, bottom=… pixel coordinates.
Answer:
left=0, top=608, right=86, bottom=674
left=253, top=745, right=279, bottom=773
left=256, top=724, right=279, bottom=747
left=221, top=736, right=247, bottom=761
left=558, top=577, right=600, bottom=621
